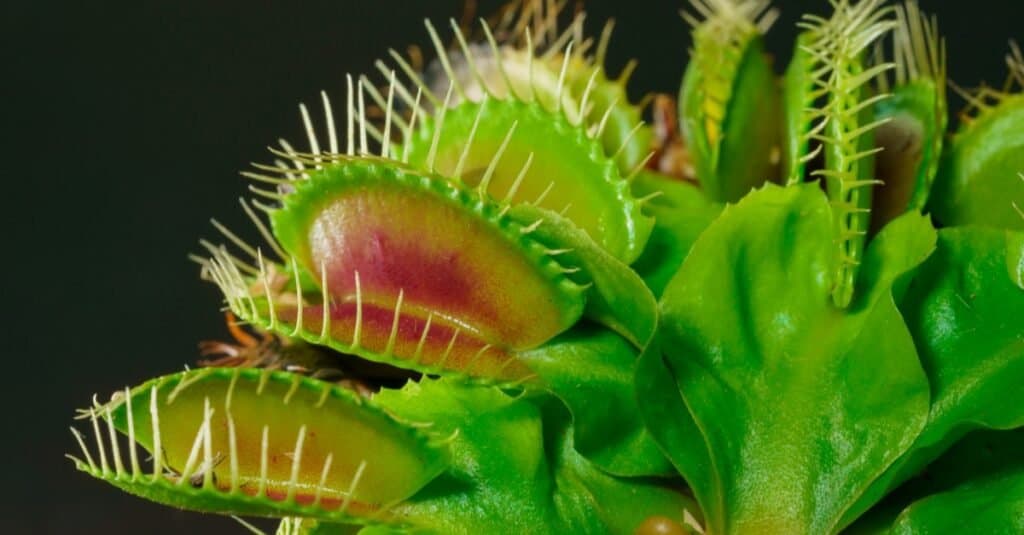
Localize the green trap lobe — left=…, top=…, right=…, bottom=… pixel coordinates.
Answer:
left=681, top=30, right=782, bottom=203
left=871, top=80, right=946, bottom=234
left=402, top=97, right=652, bottom=263
left=270, top=161, right=585, bottom=378
left=932, top=95, right=1024, bottom=231
left=93, top=369, right=447, bottom=521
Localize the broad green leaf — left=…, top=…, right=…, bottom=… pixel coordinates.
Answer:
left=635, top=338, right=717, bottom=527
left=841, top=226, right=1024, bottom=526
left=902, top=228, right=1024, bottom=418
left=657, top=184, right=934, bottom=533
left=847, top=429, right=1024, bottom=534
left=371, top=378, right=555, bottom=533
left=884, top=471, right=1024, bottom=535
left=519, top=324, right=672, bottom=477
left=372, top=379, right=695, bottom=534
left=537, top=397, right=698, bottom=535
left=631, top=171, right=723, bottom=297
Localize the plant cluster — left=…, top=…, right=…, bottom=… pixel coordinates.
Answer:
left=69, top=1, right=1024, bottom=533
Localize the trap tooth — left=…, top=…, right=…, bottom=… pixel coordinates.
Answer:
left=680, top=0, right=782, bottom=203
left=401, top=96, right=653, bottom=264
left=259, top=158, right=586, bottom=381
left=69, top=368, right=448, bottom=523
left=870, top=2, right=947, bottom=234
left=930, top=46, right=1024, bottom=231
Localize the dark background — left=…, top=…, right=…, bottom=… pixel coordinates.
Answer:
left=3, top=1, right=1020, bottom=533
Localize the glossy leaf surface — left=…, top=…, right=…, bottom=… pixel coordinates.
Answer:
left=630, top=171, right=722, bottom=297
left=519, top=325, right=671, bottom=477
left=842, top=226, right=1024, bottom=525
left=373, top=379, right=696, bottom=534
left=849, top=429, right=1024, bottom=534
left=931, top=95, right=1024, bottom=230
left=655, top=184, right=935, bottom=533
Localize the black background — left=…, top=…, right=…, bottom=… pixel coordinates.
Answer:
left=3, top=1, right=1021, bottom=533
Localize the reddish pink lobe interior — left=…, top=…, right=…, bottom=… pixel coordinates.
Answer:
left=302, top=185, right=574, bottom=351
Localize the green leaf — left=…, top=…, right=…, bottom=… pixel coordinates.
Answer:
left=537, top=397, right=698, bottom=535
left=519, top=324, right=672, bottom=477
left=635, top=338, right=717, bottom=527
left=931, top=94, right=1024, bottom=231
left=847, top=429, right=1024, bottom=534
left=656, top=184, right=934, bottom=533
left=841, top=226, right=1024, bottom=526
left=370, top=379, right=555, bottom=533
left=884, top=471, right=1024, bottom=535
left=630, top=171, right=723, bottom=297
left=372, top=379, right=696, bottom=534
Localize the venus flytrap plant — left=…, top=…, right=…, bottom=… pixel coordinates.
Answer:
left=375, top=16, right=656, bottom=264
left=70, top=1, right=1024, bottom=533
left=275, top=74, right=666, bottom=476
left=637, top=1, right=1023, bottom=534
